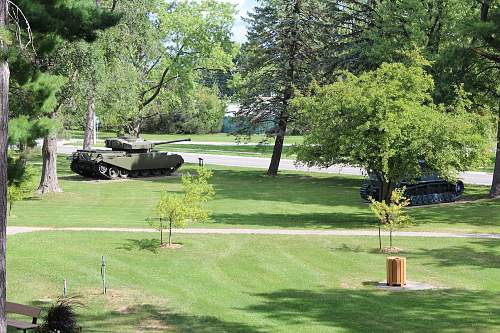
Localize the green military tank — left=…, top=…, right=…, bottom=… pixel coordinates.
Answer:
left=360, top=169, right=465, bottom=206
left=70, top=137, right=190, bottom=179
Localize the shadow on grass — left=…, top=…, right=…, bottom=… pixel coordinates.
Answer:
left=243, top=288, right=500, bottom=332
left=212, top=212, right=373, bottom=229
left=408, top=199, right=500, bottom=228
left=411, top=239, right=500, bottom=269
left=118, top=239, right=161, bottom=254
left=79, top=303, right=265, bottom=333
left=148, top=168, right=366, bottom=206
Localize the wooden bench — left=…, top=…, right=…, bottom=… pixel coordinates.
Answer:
left=6, top=301, right=41, bottom=333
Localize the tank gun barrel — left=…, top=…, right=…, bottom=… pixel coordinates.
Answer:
left=154, top=138, right=191, bottom=145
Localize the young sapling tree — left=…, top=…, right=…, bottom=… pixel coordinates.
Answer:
left=150, top=167, right=215, bottom=248
left=370, top=188, right=411, bottom=251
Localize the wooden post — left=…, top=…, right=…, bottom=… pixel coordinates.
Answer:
left=386, top=256, right=407, bottom=286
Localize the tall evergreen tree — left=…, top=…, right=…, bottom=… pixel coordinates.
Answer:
left=0, top=1, right=118, bottom=330
left=236, top=0, right=329, bottom=176
left=0, top=1, right=9, bottom=330
left=9, top=0, right=118, bottom=194
left=469, top=0, right=500, bottom=197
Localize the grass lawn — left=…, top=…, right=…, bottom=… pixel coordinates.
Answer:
left=8, top=231, right=500, bottom=332
left=9, top=154, right=500, bottom=233
left=64, top=129, right=304, bottom=145
left=160, top=143, right=295, bottom=158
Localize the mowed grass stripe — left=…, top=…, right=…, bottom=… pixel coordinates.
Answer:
left=7, top=232, right=500, bottom=332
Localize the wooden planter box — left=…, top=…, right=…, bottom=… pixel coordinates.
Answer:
left=386, top=256, right=407, bottom=286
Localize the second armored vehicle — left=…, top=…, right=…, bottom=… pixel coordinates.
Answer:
left=360, top=171, right=465, bottom=206
left=70, top=137, right=190, bottom=179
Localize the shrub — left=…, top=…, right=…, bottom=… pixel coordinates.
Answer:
left=39, top=296, right=83, bottom=333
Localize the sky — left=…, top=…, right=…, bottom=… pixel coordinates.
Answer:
left=226, top=0, right=257, bottom=43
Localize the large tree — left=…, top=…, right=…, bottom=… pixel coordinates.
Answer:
left=97, top=0, right=235, bottom=137
left=0, top=1, right=117, bottom=330
left=236, top=0, right=331, bottom=176
left=8, top=0, right=118, bottom=194
left=0, top=1, right=9, bottom=330
left=293, top=63, right=491, bottom=202
left=468, top=0, right=500, bottom=197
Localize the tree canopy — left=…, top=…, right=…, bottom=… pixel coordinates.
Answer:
left=293, top=63, right=492, bottom=200
left=96, top=0, right=235, bottom=136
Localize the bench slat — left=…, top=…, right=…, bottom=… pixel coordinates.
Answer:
left=6, top=301, right=41, bottom=318
left=6, top=319, right=38, bottom=330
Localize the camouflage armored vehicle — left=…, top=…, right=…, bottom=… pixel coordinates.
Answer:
left=360, top=170, right=465, bottom=206
left=70, top=137, right=190, bottom=179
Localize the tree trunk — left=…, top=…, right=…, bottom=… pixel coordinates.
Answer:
left=389, top=228, right=393, bottom=248
left=37, top=134, right=62, bottom=194
left=125, top=119, right=141, bottom=138
left=168, top=220, right=172, bottom=247
left=83, top=94, right=95, bottom=150
left=490, top=96, right=500, bottom=198
left=378, top=223, right=382, bottom=250
left=381, top=179, right=393, bottom=203
left=159, top=219, right=163, bottom=245
left=267, top=116, right=287, bottom=176
left=0, top=3, right=9, bottom=332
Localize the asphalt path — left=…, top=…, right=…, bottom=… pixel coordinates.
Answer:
left=58, top=144, right=493, bottom=185
left=7, top=226, right=500, bottom=239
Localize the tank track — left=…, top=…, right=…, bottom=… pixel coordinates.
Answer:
left=359, top=182, right=379, bottom=201
left=71, top=161, right=181, bottom=180
left=360, top=180, right=464, bottom=206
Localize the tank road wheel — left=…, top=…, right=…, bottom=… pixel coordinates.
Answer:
left=152, top=169, right=162, bottom=177
left=97, top=163, right=108, bottom=178
left=108, top=166, right=119, bottom=179
left=140, top=170, right=151, bottom=177
left=129, top=170, right=139, bottom=178
left=119, top=169, right=129, bottom=178
left=422, top=194, right=431, bottom=205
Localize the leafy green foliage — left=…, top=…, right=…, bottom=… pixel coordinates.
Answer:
left=235, top=0, right=329, bottom=134
left=7, top=155, right=37, bottom=216
left=151, top=167, right=214, bottom=246
left=143, top=85, right=226, bottom=134
left=96, top=0, right=235, bottom=135
left=294, top=63, right=492, bottom=199
left=8, top=116, right=57, bottom=149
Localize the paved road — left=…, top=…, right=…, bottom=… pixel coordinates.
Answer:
left=7, top=226, right=500, bottom=239
left=57, top=145, right=493, bottom=185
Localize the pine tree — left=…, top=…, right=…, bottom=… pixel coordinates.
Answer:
left=0, top=1, right=118, bottom=330
left=236, top=0, right=330, bottom=176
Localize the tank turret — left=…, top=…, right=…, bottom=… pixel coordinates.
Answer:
left=105, top=137, right=191, bottom=153
left=70, top=137, right=190, bottom=180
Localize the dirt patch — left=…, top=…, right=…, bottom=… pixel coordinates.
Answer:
left=382, top=247, right=402, bottom=254
left=160, top=243, right=183, bottom=250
